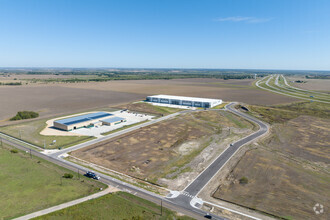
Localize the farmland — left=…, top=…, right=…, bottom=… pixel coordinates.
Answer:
left=206, top=103, right=330, bottom=220
left=33, top=192, right=193, bottom=220
left=71, top=110, right=256, bottom=188
left=0, top=78, right=297, bottom=124
left=0, top=143, right=105, bottom=220
left=287, top=76, right=330, bottom=92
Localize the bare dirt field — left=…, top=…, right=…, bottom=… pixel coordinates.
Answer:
left=0, top=74, right=94, bottom=80
left=210, top=116, right=330, bottom=220
left=0, top=78, right=297, bottom=125
left=71, top=110, right=255, bottom=186
left=57, top=78, right=298, bottom=104
left=0, top=85, right=145, bottom=124
left=287, top=77, right=330, bottom=92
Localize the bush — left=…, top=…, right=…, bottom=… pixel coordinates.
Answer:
left=10, top=149, right=18, bottom=153
left=239, top=176, right=248, bottom=185
left=63, top=173, right=73, bottom=179
left=10, top=111, right=39, bottom=121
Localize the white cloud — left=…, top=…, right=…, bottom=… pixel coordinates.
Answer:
left=215, top=16, right=272, bottom=23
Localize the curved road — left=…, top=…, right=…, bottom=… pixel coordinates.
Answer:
left=256, top=75, right=330, bottom=104
left=4, top=103, right=269, bottom=220
left=169, top=103, right=269, bottom=219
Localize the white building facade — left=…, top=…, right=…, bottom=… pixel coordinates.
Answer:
left=146, top=95, right=222, bottom=108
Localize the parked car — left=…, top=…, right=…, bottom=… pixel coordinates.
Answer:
left=204, top=213, right=212, bottom=219
left=84, top=171, right=100, bottom=180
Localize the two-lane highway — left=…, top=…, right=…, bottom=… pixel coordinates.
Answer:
left=3, top=102, right=270, bottom=220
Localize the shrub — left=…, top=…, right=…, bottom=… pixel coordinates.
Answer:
left=10, top=111, right=39, bottom=121
left=63, top=173, right=73, bottom=179
left=239, top=176, right=248, bottom=185
left=10, top=149, right=18, bottom=153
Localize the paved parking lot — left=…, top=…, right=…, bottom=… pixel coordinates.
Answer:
left=71, top=110, right=154, bottom=137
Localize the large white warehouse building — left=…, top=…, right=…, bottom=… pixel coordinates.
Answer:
left=146, top=95, right=222, bottom=108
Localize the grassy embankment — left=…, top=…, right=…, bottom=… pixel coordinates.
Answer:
left=258, top=75, right=330, bottom=102
left=0, top=143, right=105, bottom=220
left=33, top=191, right=193, bottom=220
left=245, top=101, right=330, bottom=124
left=0, top=118, right=94, bottom=149
left=121, top=102, right=183, bottom=116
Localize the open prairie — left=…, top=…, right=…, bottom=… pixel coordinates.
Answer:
left=0, top=78, right=297, bottom=124
left=0, top=144, right=105, bottom=220
left=211, top=114, right=330, bottom=220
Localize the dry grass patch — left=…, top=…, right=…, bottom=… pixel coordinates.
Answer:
left=212, top=116, right=330, bottom=220
left=71, top=110, right=253, bottom=185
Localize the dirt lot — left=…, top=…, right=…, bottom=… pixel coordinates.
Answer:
left=210, top=116, right=330, bottom=220
left=117, top=102, right=183, bottom=116
left=0, top=78, right=297, bottom=124
left=71, top=110, right=255, bottom=186
left=287, top=77, right=330, bottom=92
left=0, top=85, right=145, bottom=124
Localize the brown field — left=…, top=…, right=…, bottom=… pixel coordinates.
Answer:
left=58, top=78, right=298, bottom=105
left=0, top=78, right=297, bottom=124
left=287, top=76, right=330, bottom=92
left=71, top=110, right=255, bottom=185
left=212, top=116, right=330, bottom=220
left=0, top=85, right=145, bottom=124
left=0, top=74, right=94, bottom=80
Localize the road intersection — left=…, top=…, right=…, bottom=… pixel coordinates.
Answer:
left=2, top=102, right=269, bottom=220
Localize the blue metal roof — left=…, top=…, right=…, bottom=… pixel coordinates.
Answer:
left=55, top=112, right=113, bottom=126
left=101, top=117, right=125, bottom=123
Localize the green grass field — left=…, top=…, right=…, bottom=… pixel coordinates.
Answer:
left=0, top=118, right=94, bottom=149
left=123, top=102, right=183, bottom=116
left=0, top=144, right=105, bottom=219
left=33, top=191, right=193, bottom=220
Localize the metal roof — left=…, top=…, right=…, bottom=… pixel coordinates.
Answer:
left=147, top=95, right=222, bottom=103
left=55, top=112, right=113, bottom=126
left=101, top=117, right=125, bottom=123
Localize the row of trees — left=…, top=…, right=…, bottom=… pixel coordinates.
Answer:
left=0, top=82, right=22, bottom=86
left=28, top=73, right=261, bottom=84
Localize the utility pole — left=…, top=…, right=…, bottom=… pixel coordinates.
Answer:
left=78, top=168, right=80, bottom=179
left=160, top=199, right=163, bottom=216
left=30, top=148, right=32, bottom=159
left=43, top=140, right=46, bottom=149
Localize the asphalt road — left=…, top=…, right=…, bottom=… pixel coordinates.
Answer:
left=169, top=103, right=269, bottom=211
left=51, top=110, right=189, bottom=157
left=3, top=103, right=269, bottom=220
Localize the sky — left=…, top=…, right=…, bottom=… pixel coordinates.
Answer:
left=0, top=0, right=329, bottom=70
